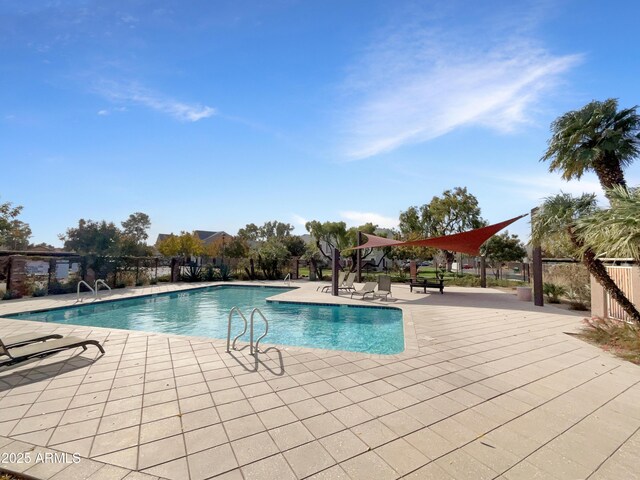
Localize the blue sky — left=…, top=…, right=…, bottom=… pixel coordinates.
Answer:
left=2, top=0, right=639, bottom=246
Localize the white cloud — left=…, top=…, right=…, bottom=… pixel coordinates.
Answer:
left=292, top=214, right=308, bottom=227
left=340, top=13, right=582, bottom=159
left=97, top=109, right=109, bottom=116
left=492, top=173, right=606, bottom=203
left=94, top=80, right=216, bottom=122
left=340, top=211, right=398, bottom=229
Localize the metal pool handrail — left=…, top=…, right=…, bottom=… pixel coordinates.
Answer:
left=226, top=306, right=248, bottom=353
left=77, top=281, right=95, bottom=302
left=284, top=273, right=291, bottom=286
left=249, top=308, right=269, bottom=356
left=94, top=279, right=111, bottom=298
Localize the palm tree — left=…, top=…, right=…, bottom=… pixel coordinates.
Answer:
left=542, top=99, right=640, bottom=191
left=576, top=185, right=640, bottom=261
left=532, top=193, right=640, bottom=323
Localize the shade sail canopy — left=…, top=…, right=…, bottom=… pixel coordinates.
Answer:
left=350, top=214, right=527, bottom=255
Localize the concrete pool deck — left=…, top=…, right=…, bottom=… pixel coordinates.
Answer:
left=0, top=280, right=638, bottom=479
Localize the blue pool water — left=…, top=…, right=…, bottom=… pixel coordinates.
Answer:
left=5, top=286, right=404, bottom=354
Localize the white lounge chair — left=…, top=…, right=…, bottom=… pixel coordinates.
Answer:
left=350, top=282, right=377, bottom=299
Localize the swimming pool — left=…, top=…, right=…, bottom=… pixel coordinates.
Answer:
left=5, top=286, right=404, bottom=354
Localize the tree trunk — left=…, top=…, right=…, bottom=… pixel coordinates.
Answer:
left=593, top=154, right=627, bottom=191
left=569, top=227, right=640, bottom=323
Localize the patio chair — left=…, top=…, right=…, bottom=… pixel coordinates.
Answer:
left=318, top=271, right=347, bottom=292
left=338, top=272, right=357, bottom=292
left=3, top=333, right=63, bottom=348
left=0, top=336, right=105, bottom=367
left=376, top=275, right=392, bottom=300
left=350, top=282, right=377, bottom=299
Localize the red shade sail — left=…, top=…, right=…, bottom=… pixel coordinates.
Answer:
left=350, top=214, right=527, bottom=255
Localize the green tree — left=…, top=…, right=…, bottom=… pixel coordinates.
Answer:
left=542, top=99, right=640, bottom=191
left=282, top=235, right=307, bottom=257
left=60, top=219, right=121, bottom=255
left=156, top=232, right=204, bottom=257
left=532, top=193, right=640, bottom=322
left=121, top=212, right=151, bottom=243
left=304, top=221, right=376, bottom=269
left=576, top=185, right=640, bottom=260
left=480, top=231, right=526, bottom=279
left=238, top=221, right=293, bottom=242
left=0, top=199, right=31, bottom=250
left=256, top=238, right=291, bottom=279
left=399, top=187, right=486, bottom=269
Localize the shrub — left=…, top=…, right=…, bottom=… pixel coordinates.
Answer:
left=48, top=280, right=77, bottom=295
left=2, top=291, right=21, bottom=300
left=32, top=288, right=47, bottom=297
left=156, top=274, right=171, bottom=283
left=543, top=282, right=567, bottom=303
left=149, top=278, right=158, bottom=285
left=181, top=264, right=203, bottom=282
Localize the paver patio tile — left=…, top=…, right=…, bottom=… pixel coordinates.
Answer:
left=217, top=399, right=253, bottom=421
left=379, top=410, right=422, bottom=436
left=332, top=404, right=373, bottom=428
left=49, top=418, right=101, bottom=446
left=435, top=449, right=499, bottom=480
left=241, top=453, right=296, bottom=480
left=102, top=396, right=143, bottom=417
left=320, top=429, right=369, bottom=463
left=52, top=436, right=94, bottom=457
left=23, top=453, right=73, bottom=479
left=224, top=414, right=266, bottom=441
left=276, top=386, right=311, bottom=404
left=143, top=388, right=178, bottom=407
left=375, top=438, right=429, bottom=475
left=526, top=446, right=593, bottom=480
left=270, top=421, right=314, bottom=451
left=10, top=411, right=64, bottom=436
left=247, top=392, right=284, bottom=412
left=257, top=405, right=298, bottom=429
left=91, top=425, right=140, bottom=457
left=108, top=384, right=144, bottom=402
left=188, top=443, right=239, bottom=480
left=140, top=416, right=183, bottom=444
left=141, top=400, right=180, bottom=424
left=462, top=438, right=522, bottom=474
left=211, top=387, right=245, bottom=405
left=501, top=460, right=562, bottom=480
left=98, top=409, right=142, bottom=435
left=289, top=397, right=327, bottom=420
left=403, top=462, right=455, bottom=479
left=94, top=446, right=139, bottom=470
left=24, top=397, right=73, bottom=417
left=240, top=381, right=273, bottom=398
left=85, top=464, right=130, bottom=480
left=138, top=434, right=186, bottom=469
left=283, top=440, right=335, bottom=478
left=341, top=451, right=398, bottom=480
left=59, top=404, right=106, bottom=426
left=231, top=431, right=278, bottom=466
left=303, top=412, right=345, bottom=438
left=49, top=459, right=103, bottom=480
left=183, top=423, right=228, bottom=454
left=141, top=456, right=189, bottom=480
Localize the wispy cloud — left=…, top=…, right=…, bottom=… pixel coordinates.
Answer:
left=340, top=8, right=582, bottom=159
left=292, top=214, right=308, bottom=227
left=492, top=173, right=605, bottom=203
left=93, top=80, right=215, bottom=122
left=340, top=211, right=398, bottom=229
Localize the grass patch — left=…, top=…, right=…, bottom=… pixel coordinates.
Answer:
left=578, top=317, right=640, bottom=364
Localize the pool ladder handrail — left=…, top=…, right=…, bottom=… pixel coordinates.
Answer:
left=94, top=279, right=111, bottom=298
left=77, top=281, right=95, bottom=302
left=283, top=273, right=291, bottom=286
left=226, top=306, right=248, bottom=353
left=249, top=308, right=269, bottom=356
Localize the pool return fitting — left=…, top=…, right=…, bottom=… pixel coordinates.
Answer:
left=226, top=306, right=269, bottom=356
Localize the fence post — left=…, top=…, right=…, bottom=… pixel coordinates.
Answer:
left=332, top=249, right=340, bottom=296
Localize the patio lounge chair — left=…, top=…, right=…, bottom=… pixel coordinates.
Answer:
left=376, top=275, right=392, bottom=300
left=350, top=282, right=377, bottom=299
left=4, top=333, right=63, bottom=348
left=339, top=272, right=357, bottom=292
left=318, top=271, right=347, bottom=292
left=0, top=336, right=105, bottom=367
